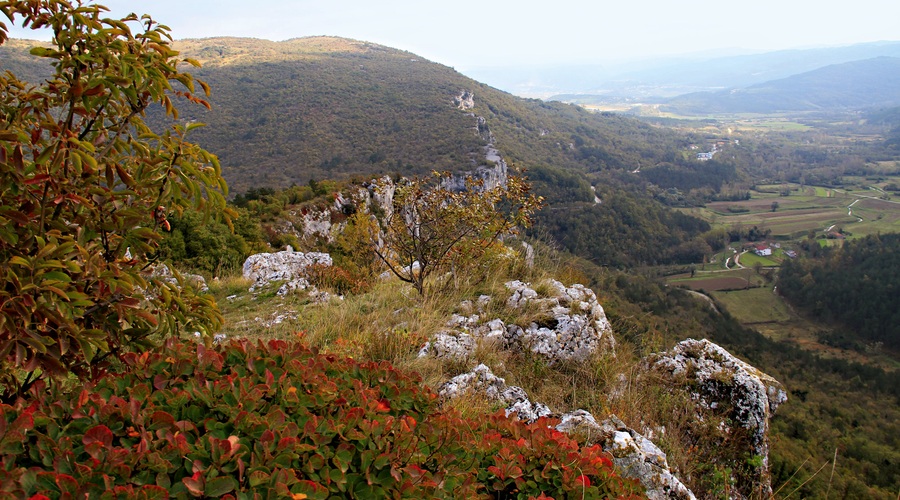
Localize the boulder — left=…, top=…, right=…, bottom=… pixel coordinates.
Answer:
left=555, top=412, right=696, bottom=500
left=504, top=279, right=616, bottom=363
left=649, top=338, right=787, bottom=498
left=438, top=364, right=551, bottom=422
left=242, top=250, right=332, bottom=294
left=419, top=280, right=615, bottom=364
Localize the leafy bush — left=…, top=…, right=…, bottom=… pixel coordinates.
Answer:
left=0, top=340, right=641, bottom=498
left=0, top=1, right=229, bottom=399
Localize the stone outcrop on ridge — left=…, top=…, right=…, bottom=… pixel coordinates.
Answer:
left=648, top=338, right=788, bottom=498
left=419, top=279, right=615, bottom=364
left=556, top=411, right=697, bottom=500
left=241, top=249, right=332, bottom=295
left=439, top=364, right=696, bottom=500
left=438, top=364, right=552, bottom=422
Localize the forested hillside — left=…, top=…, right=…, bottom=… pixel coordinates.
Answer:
left=778, top=234, right=900, bottom=350
left=2, top=35, right=713, bottom=268
left=164, top=37, right=684, bottom=193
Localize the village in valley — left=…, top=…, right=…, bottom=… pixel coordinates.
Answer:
left=663, top=170, right=900, bottom=367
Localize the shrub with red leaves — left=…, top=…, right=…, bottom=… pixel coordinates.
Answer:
left=0, top=339, right=642, bottom=499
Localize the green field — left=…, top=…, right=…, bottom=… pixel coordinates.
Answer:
left=738, top=251, right=779, bottom=267
left=710, top=286, right=792, bottom=323
left=668, top=268, right=766, bottom=291
left=682, top=180, right=900, bottom=240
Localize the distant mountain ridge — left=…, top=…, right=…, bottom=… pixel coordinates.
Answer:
left=500, top=41, right=900, bottom=101
left=662, top=57, right=900, bottom=114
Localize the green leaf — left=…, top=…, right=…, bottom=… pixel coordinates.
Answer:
left=8, top=256, right=31, bottom=268
left=78, top=337, right=97, bottom=363
left=29, top=46, right=56, bottom=57
left=204, top=476, right=238, bottom=497
left=42, top=271, right=73, bottom=283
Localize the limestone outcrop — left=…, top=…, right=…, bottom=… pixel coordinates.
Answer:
left=555, top=411, right=697, bottom=500
left=454, top=90, right=475, bottom=110
left=504, top=279, right=616, bottom=363
left=438, top=364, right=551, bottom=422
left=439, top=365, right=696, bottom=499
left=419, top=280, right=616, bottom=363
left=649, top=338, right=787, bottom=498
left=242, top=250, right=332, bottom=295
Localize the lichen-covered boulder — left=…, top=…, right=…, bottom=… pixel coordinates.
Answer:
left=504, top=279, right=616, bottom=363
left=438, top=364, right=551, bottom=422
left=555, top=412, right=696, bottom=500
left=649, top=338, right=787, bottom=498
left=242, top=250, right=332, bottom=294
left=419, top=280, right=616, bottom=364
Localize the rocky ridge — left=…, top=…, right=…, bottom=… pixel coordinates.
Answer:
left=232, top=246, right=786, bottom=500
left=439, top=364, right=696, bottom=500
left=650, top=338, right=788, bottom=498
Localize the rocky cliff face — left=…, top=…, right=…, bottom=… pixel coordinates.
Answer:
left=442, top=90, right=510, bottom=193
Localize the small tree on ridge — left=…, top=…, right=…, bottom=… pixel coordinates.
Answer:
left=373, top=171, right=542, bottom=295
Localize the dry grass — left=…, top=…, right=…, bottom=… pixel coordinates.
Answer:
left=207, top=245, right=741, bottom=497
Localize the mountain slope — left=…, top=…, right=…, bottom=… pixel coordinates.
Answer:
left=2, top=36, right=711, bottom=268
left=2, top=36, right=680, bottom=191
left=663, top=57, right=900, bottom=114
left=162, top=37, right=681, bottom=193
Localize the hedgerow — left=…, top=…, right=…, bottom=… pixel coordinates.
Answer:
left=0, top=339, right=642, bottom=499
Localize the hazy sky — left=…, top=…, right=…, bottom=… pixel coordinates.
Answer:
left=5, top=0, right=899, bottom=69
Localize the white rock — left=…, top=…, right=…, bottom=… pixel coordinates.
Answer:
left=555, top=412, right=697, bottom=500
left=438, top=364, right=548, bottom=423
left=503, top=279, right=616, bottom=363
left=242, top=250, right=332, bottom=293
left=650, top=338, right=787, bottom=498
left=418, top=331, right=476, bottom=360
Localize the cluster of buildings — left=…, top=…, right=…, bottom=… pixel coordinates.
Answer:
left=748, top=242, right=797, bottom=259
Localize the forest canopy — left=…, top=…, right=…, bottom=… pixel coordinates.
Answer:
left=777, top=233, right=900, bottom=349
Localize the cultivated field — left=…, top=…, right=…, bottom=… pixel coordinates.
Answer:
left=682, top=180, right=900, bottom=240
left=668, top=268, right=763, bottom=291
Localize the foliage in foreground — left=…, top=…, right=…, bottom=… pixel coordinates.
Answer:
left=0, top=1, right=229, bottom=400
left=0, top=339, right=642, bottom=499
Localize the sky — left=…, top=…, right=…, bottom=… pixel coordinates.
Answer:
left=4, top=0, right=900, bottom=70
